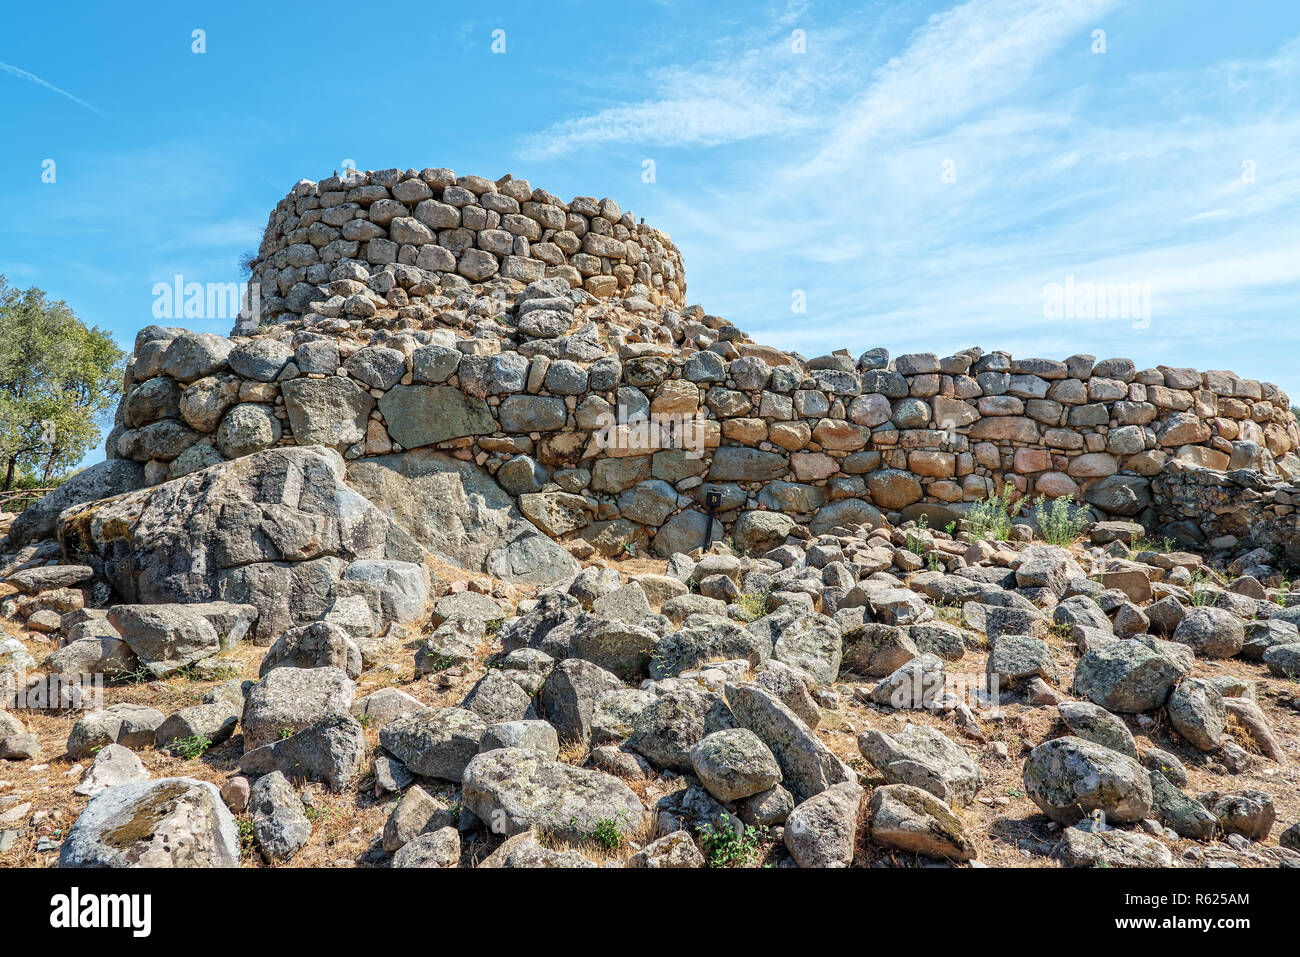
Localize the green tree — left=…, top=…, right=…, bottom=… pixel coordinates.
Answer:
left=0, top=276, right=125, bottom=489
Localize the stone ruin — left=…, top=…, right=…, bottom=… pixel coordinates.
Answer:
left=3, top=166, right=1300, bottom=872
left=11, top=165, right=1300, bottom=623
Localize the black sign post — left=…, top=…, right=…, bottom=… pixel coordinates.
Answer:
left=702, top=489, right=722, bottom=550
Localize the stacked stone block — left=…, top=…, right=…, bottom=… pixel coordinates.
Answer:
left=106, top=330, right=1297, bottom=560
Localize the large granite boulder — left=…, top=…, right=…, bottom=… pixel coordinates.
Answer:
left=690, top=728, right=782, bottom=802
left=1059, top=825, right=1173, bottom=867
left=259, top=620, right=362, bottom=679
left=240, top=666, right=354, bottom=751
left=1056, top=701, right=1139, bottom=759
left=858, top=723, right=984, bottom=807
left=1072, top=639, right=1187, bottom=713
left=59, top=446, right=421, bottom=643
left=752, top=608, right=843, bottom=684
left=8, top=459, right=144, bottom=547
left=107, top=602, right=256, bottom=677
left=249, top=770, right=312, bottom=862
left=1172, top=606, right=1246, bottom=659
left=651, top=616, right=771, bottom=678
left=724, top=682, right=855, bottom=801
left=868, top=783, right=977, bottom=862
left=540, top=659, right=625, bottom=745
left=72, top=743, right=149, bottom=797
left=1022, top=736, right=1152, bottom=825
left=784, top=782, right=864, bottom=868
left=460, top=748, right=644, bottom=843
left=1148, top=770, right=1216, bottom=839
left=58, top=777, right=239, bottom=868
left=652, top=509, right=723, bottom=558
left=379, top=708, right=487, bottom=782
left=377, top=385, right=497, bottom=448
left=627, top=687, right=737, bottom=773
left=345, top=449, right=577, bottom=585
left=1197, top=789, right=1276, bottom=841
left=730, top=510, right=796, bottom=555
left=238, top=714, right=369, bottom=790
left=280, top=376, right=375, bottom=449
left=1166, top=677, right=1227, bottom=751
left=66, top=703, right=166, bottom=759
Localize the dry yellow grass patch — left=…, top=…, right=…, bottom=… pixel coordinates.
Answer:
left=1224, top=710, right=1262, bottom=755
left=556, top=737, right=590, bottom=766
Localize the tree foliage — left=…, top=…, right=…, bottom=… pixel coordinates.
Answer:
left=0, top=276, right=126, bottom=488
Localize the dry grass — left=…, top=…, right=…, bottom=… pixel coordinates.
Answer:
left=1224, top=710, right=1263, bottom=755
left=424, top=555, right=492, bottom=592
left=556, top=737, right=590, bottom=767
left=595, top=554, right=675, bottom=578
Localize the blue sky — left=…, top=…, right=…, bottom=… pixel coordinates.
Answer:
left=2, top=0, right=1299, bottom=467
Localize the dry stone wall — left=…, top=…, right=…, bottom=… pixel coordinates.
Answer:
left=103, top=168, right=1300, bottom=566
left=1153, top=461, right=1300, bottom=565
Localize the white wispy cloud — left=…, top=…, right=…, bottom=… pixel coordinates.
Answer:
left=526, top=0, right=1300, bottom=391
left=0, top=58, right=110, bottom=117
left=516, top=3, right=872, bottom=159
left=519, top=93, right=815, bottom=159
left=799, top=0, right=1118, bottom=179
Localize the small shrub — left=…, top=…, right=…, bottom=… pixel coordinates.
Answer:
left=737, top=588, right=770, bottom=619
left=422, top=652, right=457, bottom=673
left=695, top=821, right=768, bottom=868
left=933, top=601, right=963, bottom=626
left=966, top=485, right=1024, bottom=542
left=1189, top=569, right=1217, bottom=606
left=584, top=816, right=626, bottom=852
left=121, top=662, right=157, bottom=685
left=1128, top=535, right=1176, bottom=557
left=557, top=738, right=589, bottom=766
left=1031, top=495, right=1089, bottom=546
left=235, top=817, right=257, bottom=859
left=906, top=514, right=931, bottom=553
left=177, top=659, right=240, bottom=682
left=168, top=734, right=212, bottom=760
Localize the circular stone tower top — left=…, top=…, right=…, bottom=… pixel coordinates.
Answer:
left=245, top=167, right=686, bottom=333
